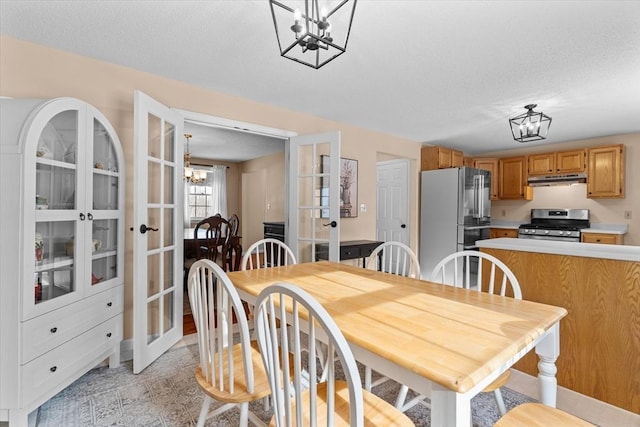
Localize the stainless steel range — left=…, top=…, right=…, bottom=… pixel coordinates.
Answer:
left=518, top=209, right=590, bottom=242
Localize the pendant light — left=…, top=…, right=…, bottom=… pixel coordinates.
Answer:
left=183, top=133, right=207, bottom=184
left=269, top=0, right=357, bottom=69
left=509, top=104, right=552, bottom=143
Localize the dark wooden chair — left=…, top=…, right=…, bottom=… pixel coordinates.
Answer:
left=221, top=214, right=241, bottom=272
left=184, top=216, right=229, bottom=288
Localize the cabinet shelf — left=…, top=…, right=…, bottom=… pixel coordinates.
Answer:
left=36, top=157, right=78, bottom=171
left=35, top=256, right=74, bottom=272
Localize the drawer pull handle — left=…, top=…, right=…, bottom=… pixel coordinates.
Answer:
left=107, top=302, right=113, bottom=307
left=50, top=366, right=57, bottom=372
left=50, top=327, right=57, bottom=333
left=106, top=332, right=112, bottom=338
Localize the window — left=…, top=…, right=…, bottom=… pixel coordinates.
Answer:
left=188, top=182, right=212, bottom=220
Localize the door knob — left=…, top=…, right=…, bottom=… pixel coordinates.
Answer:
left=401, top=224, right=406, bottom=228
left=322, top=221, right=337, bottom=228
left=139, top=224, right=159, bottom=234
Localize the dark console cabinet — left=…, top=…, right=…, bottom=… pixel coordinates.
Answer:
left=263, top=221, right=285, bottom=242
left=315, top=240, right=383, bottom=267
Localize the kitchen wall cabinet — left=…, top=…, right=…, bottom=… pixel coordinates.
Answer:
left=420, top=145, right=464, bottom=171
left=490, top=228, right=519, bottom=238
left=499, top=156, right=532, bottom=200
left=581, top=233, right=624, bottom=245
left=527, top=149, right=586, bottom=176
left=527, top=153, right=555, bottom=175
left=587, top=144, right=625, bottom=198
left=0, top=98, right=124, bottom=425
left=473, top=158, right=500, bottom=200
left=556, top=149, right=586, bottom=174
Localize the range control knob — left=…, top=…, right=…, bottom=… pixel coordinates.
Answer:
left=544, top=230, right=550, bottom=234
left=558, top=230, right=564, bottom=235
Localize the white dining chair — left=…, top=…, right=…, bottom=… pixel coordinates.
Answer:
left=364, top=241, right=422, bottom=409
left=254, top=282, right=414, bottom=426
left=428, top=250, right=523, bottom=416
left=366, top=241, right=421, bottom=279
left=241, top=238, right=297, bottom=270
left=495, top=403, right=595, bottom=426
left=187, top=259, right=270, bottom=427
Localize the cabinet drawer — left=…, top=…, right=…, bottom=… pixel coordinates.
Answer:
left=340, top=246, right=361, bottom=260
left=21, top=314, right=122, bottom=407
left=22, top=286, right=123, bottom=363
left=581, top=233, right=622, bottom=245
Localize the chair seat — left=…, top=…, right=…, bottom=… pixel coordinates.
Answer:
left=270, top=381, right=414, bottom=426
left=495, top=403, right=594, bottom=426
left=195, top=341, right=271, bottom=404
left=483, top=370, right=510, bottom=392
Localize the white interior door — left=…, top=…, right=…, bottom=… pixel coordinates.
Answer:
left=288, top=132, right=340, bottom=263
left=376, top=159, right=410, bottom=244
left=133, top=90, right=184, bottom=373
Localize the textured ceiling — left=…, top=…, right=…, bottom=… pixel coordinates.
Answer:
left=2, top=0, right=639, bottom=159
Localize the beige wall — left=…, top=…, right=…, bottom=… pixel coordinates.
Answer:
left=0, top=36, right=422, bottom=339
left=483, top=133, right=640, bottom=245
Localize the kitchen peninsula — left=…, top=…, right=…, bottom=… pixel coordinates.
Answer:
left=476, top=238, right=640, bottom=414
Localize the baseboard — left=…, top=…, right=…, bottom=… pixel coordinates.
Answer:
left=120, top=338, right=133, bottom=362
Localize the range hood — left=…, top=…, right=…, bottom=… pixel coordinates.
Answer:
left=527, top=173, right=587, bottom=187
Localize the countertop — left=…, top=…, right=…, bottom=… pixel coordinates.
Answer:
left=477, top=237, right=640, bottom=262
left=489, top=221, right=628, bottom=235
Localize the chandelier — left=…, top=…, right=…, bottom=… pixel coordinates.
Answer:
left=509, top=104, right=552, bottom=143
left=183, top=133, right=207, bottom=184
left=269, top=0, right=357, bottom=69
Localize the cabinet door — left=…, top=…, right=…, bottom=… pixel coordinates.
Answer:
left=30, top=106, right=85, bottom=318
left=438, top=147, right=452, bottom=168
left=86, top=111, right=124, bottom=295
left=451, top=150, right=464, bottom=167
left=587, top=145, right=624, bottom=198
left=473, top=158, right=499, bottom=200
left=499, top=156, right=528, bottom=199
left=528, top=153, right=555, bottom=175
left=556, top=149, right=586, bottom=173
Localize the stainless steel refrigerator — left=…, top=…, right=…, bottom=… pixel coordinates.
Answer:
left=419, top=167, right=491, bottom=280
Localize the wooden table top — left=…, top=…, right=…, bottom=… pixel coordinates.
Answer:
left=227, top=261, right=567, bottom=393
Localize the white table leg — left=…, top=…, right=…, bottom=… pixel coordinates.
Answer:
left=535, top=322, right=561, bottom=407
left=430, top=383, right=471, bottom=427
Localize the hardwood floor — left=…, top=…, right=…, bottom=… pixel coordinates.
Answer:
left=183, top=313, right=196, bottom=335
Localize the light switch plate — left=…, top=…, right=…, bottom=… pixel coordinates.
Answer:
left=360, top=203, right=367, bottom=213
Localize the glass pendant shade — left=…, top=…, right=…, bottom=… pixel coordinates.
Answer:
left=509, top=104, right=552, bottom=143
left=269, top=0, right=357, bottom=69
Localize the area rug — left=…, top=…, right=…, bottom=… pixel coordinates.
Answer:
left=35, top=343, right=535, bottom=427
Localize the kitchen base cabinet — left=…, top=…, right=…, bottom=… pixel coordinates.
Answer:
left=0, top=98, right=125, bottom=426
left=481, top=248, right=640, bottom=414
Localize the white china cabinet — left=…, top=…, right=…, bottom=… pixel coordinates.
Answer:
left=0, top=98, right=124, bottom=426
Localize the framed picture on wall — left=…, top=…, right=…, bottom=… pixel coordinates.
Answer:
left=320, top=155, right=358, bottom=218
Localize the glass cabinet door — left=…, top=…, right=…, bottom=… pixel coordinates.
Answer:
left=33, top=110, right=80, bottom=307
left=90, top=118, right=121, bottom=288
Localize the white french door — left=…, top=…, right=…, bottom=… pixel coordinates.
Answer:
left=376, top=159, right=410, bottom=244
left=132, top=91, right=184, bottom=373
left=287, top=132, right=341, bottom=263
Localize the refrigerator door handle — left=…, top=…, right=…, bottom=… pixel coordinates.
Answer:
left=473, top=175, right=483, bottom=219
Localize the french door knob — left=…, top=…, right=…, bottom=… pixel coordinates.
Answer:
left=322, top=221, right=337, bottom=228
left=139, top=224, right=159, bottom=234
left=401, top=224, right=406, bottom=228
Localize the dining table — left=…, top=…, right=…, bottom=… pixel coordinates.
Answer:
left=226, top=261, right=568, bottom=427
